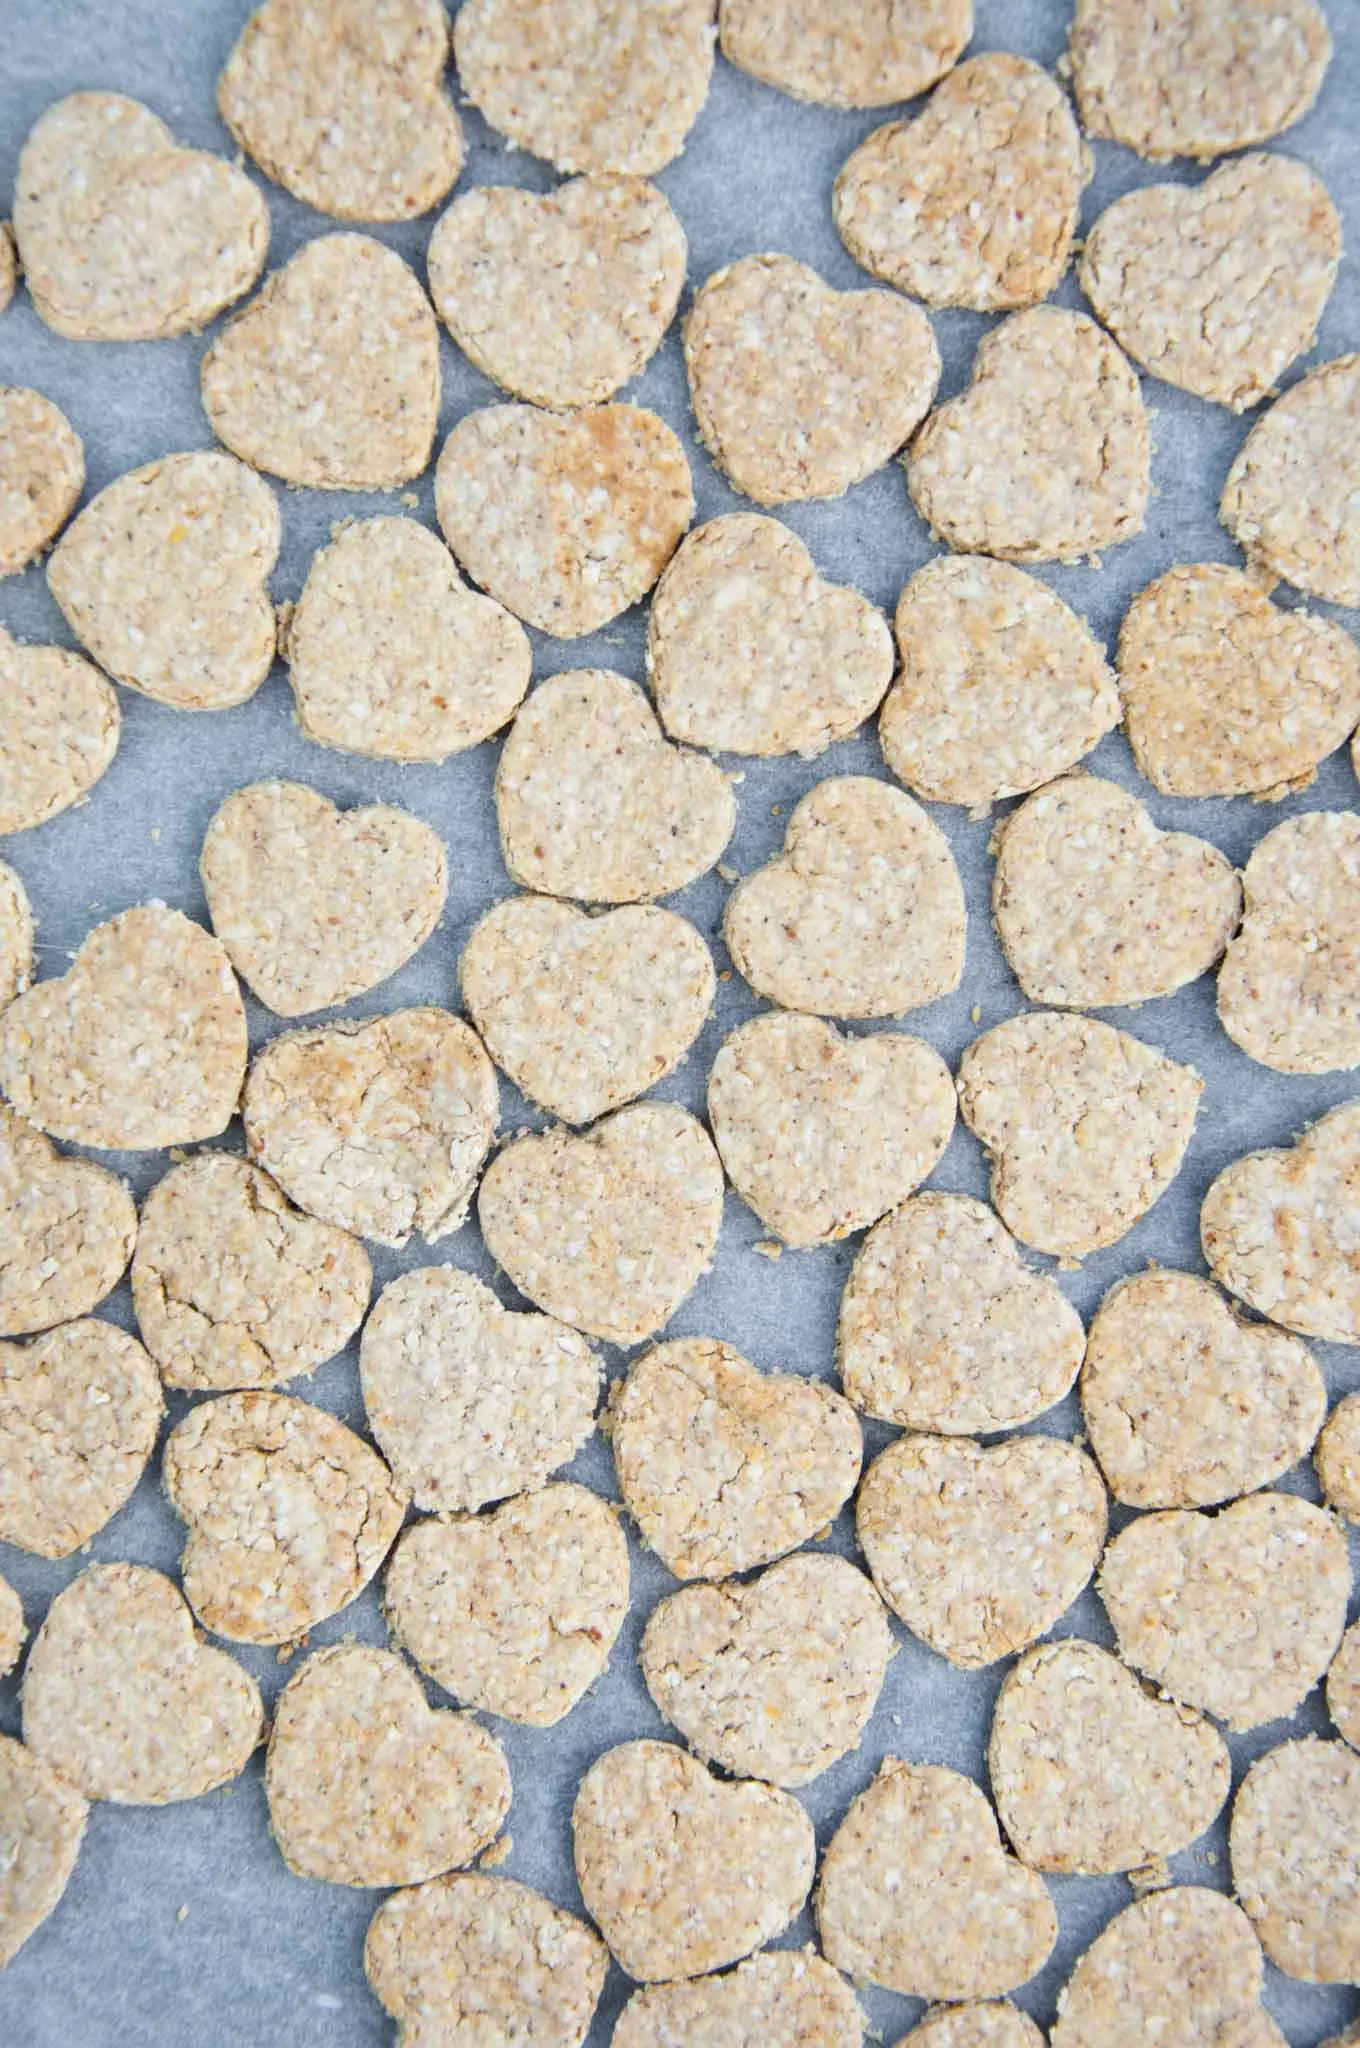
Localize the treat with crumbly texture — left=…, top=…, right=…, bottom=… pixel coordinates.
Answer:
left=0, top=1735, right=87, bottom=1969
left=13, top=91, right=267, bottom=340
left=163, top=1390, right=407, bottom=1645
left=883, top=557, right=1120, bottom=808
left=0, top=861, right=31, bottom=1012
left=1218, top=812, right=1360, bottom=1073
left=900, top=2010, right=1045, bottom=2048
left=428, top=176, right=686, bottom=409
left=720, top=0, right=970, bottom=106
left=286, top=517, right=530, bottom=762
left=47, top=451, right=279, bottom=712
left=707, top=1011, right=954, bottom=1247
left=22, top=1562, right=263, bottom=1804
left=0, top=1572, right=23, bottom=1679
left=1318, top=1394, right=1360, bottom=1521
left=684, top=254, right=939, bottom=506
left=857, top=1431, right=1106, bottom=1667
left=200, top=780, right=446, bottom=1017
left=495, top=672, right=734, bottom=903
left=202, top=234, right=439, bottom=491
left=640, top=1552, right=894, bottom=1787
left=0, top=631, right=118, bottom=834
left=817, top=1759, right=1056, bottom=2001
left=436, top=405, right=692, bottom=637
left=1099, top=1491, right=1350, bottom=1731
left=0, top=1108, right=136, bottom=1336
left=131, top=1151, right=370, bottom=1391
left=218, top=0, right=463, bottom=223
left=360, top=1266, right=599, bottom=1513
left=1202, top=1102, right=1360, bottom=1342
left=835, top=54, right=1086, bottom=312
left=1079, top=155, right=1341, bottom=410
left=1230, top=1738, right=1360, bottom=1983
left=1327, top=1617, right=1360, bottom=1748
left=993, top=775, right=1241, bottom=1008
left=0, top=1320, right=162, bottom=1558
left=906, top=308, right=1150, bottom=563
left=609, top=1338, right=862, bottom=1579
left=384, top=1484, right=629, bottom=1725
left=265, top=1645, right=510, bottom=1888
left=614, top=1951, right=863, bottom=2048
left=0, top=388, right=83, bottom=579
left=1049, top=1886, right=1287, bottom=2048
left=0, top=904, right=247, bottom=1151
left=1221, top=354, right=1360, bottom=606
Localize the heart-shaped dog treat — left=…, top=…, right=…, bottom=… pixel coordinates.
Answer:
left=287, top=517, right=530, bottom=762
left=428, top=176, right=686, bottom=409
left=0, top=1321, right=162, bottom=1558
left=1326, top=1616, right=1360, bottom=1746
left=436, top=407, right=692, bottom=637
left=0, top=387, right=83, bottom=578
left=720, top=0, right=971, bottom=107
left=0, top=633, right=118, bottom=833
left=0, top=1574, right=22, bottom=1680
left=1082, top=1270, right=1325, bottom=1509
left=200, top=781, right=447, bottom=1017
left=838, top=1192, right=1085, bottom=1434
left=857, top=1433, right=1107, bottom=1667
left=1219, top=813, right=1360, bottom=1074
left=1099, top=1492, right=1350, bottom=1730
left=0, top=904, right=247, bottom=1151
left=958, top=1012, right=1202, bottom=1257
left=0, top=1107, right=136, bottom=1336
left=384, top=1484, right=629, bottom=1725
left=724, top=777, right=965, bottom=1018
left=164, top=1390, right=407, bottom=1644
left=1221, top=353, right=1360, bottom=606
left=817, top=1760, right=1056, bottom=2000
left=360, top=1266, right=600, bottom=1512
left=647, top=514, right=894, bottom=757
left=132, top=1152, right=371, bottom=1391
left=989, top=1639, right=1231, bottom=1875
left=496, top=673, right=734, bottom=903
left=1118, top=563, right=1360, bottom=796
left=1050, top=1886, right=1287, bottom=2048
left=1231, top=1738, right=1360, bottom=1983
left=202, top=235, right=439, bottom=490
left=23, top=1563, right=263, bottom=1804
left=904, top=2010, right=1045, bottom=2048
left=1202, top=1102, right=1360, bottom=1341
left=1080, top=155, right=1340, bottom=410
left=461, top=897, right=714, bottom=1125
left=48, top=452, right=279, bottom=712
left=707, top=1011, right=955, bottom=1247
left=265, top=1645, right=510, bottom=1888
left=835, top=54, right=1086, bottom=312
left=1318, top=1394, right=1360, bottom=1522
left=573, top=1740, right=814, bottom=1981
left=641, top=1552, right=895, bottom=1787
left=480, top=1104, right=723, bottom=1345
left=907, top=308, right=1150, bottom=563
left=218, top=0, right=462, bottom=222
left=615, top=1953, right=862, bottom=2048
left=684, top=254, right=940, bottom=505
left=243, top=1009, right=498, bottom=1248
left=0, top=1735, right=87, bottom=1969
left=0, top=862, right=30, bottom=1011
left=610, top=1338, right=862, bottom=1579
left=13, top=91, right=267, bottom=340
left=993, top=775, right=1241, bottom=1008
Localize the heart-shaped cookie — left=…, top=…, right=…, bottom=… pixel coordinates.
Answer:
left=0, top=634, right=119, bottom=834
left=164, top=1390, right=407, bottom=1645
left=14, top=91, right=267, bottom=340
left=857, top=1433, right=1107, bottom=1667
left=218, top=0, right=463, bottom=222
left=573, top=1739, right=815, bottom=1981
left=905, top=2009, right=1045, bottom=2048
left=610, top=1337, right=863, bottom=1579
left=1082, top=1270, right=1326, bottom=1508
left=0, top=1734, right=87, bottom=1968
left=0, top=904, right=248, bottom=1151
left=957, top=1012, right=1203, bottom=1257
left=1050, top=1886, right=1287, bottom=2048
left=360, top=1265, right=600, bottom=1512
left=1326, top=1616, right=1360, bottom=1747
left=479, top=1103, right=724, bottom=1346
left=202, top=234, right=440, bottom=490
left=1221, top=353, right=1360, bottom=606
left=1218, top=811, right=1360, bottom=1074
left=436, top=406, right=693, bottom=636
left=1318, top=1394, right=1360, bottom=1522
left=707, top=1011, right=955, bottom=1247
left=384, top=1484, right=629, bottom=1725
left=428, top=175, right=686, bottom=409
left=0, top=387, right=83, bottom=578
left=989, top=1639, right=1231, bottom=1874
left=1080, top=155, right=1340, bottom=410
left=22, top=1563, right=264, bottom=1804
left=1202, top=1101, right=1360, bottom=1342
left=724, top=776, right=966, bottom=1018
left=615, top=1953, right=862, bottom=2048
left=993, top=774, right=1241, bottom=1008
left=132, top=1151, right=371, bottom=1391
left=200, top=780, right=447, bottom=1016
left=907, top=307, right=1150, bottom=562
left=817, top=1759, right=1057, bottom=2000
left=0, top=1106, right=136, bottom=1336
left=0, top=862, right=29, bottom=1011
left=647, top=513, right=894, bottom=757
left=461, top=896, right=714, bottom=1125
left=835, top=54, right=1087, bottom=312
left=1231, top=1737, right=1360, bottom=1983
left=1099, top=1492, right=1350, bottom=1730
left=720, top=0, right=970, bottom=107
left=265, top=1644, right=511, bottom=1888
left=0, top=1320, right=162, bottom=1558
left=684, top=254, right=940, bottom=505
left=641, top=1552, right=895, bottom=1787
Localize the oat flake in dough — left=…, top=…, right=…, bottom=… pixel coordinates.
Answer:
left=0, top=1107, right=136, bottom=1338
left=613, top=1951, right=862, bottom=2048
left=719, top=0, right=971, bottom=107
left=0, top=631, right=118, bottom=835
left=0, top=387, right=83, bottom=579
left=1201, top=1101, right=1360, bottom=1343
left=1230, top=1737, right=1360, bottom=1983
left=1218, top=811, right=1360, bottom=1074
left=1222, top=352, right=1360, bottom=608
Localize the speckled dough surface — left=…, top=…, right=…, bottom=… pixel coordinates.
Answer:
left=1202, top=1101, right=1360, bottom=1343
left=1230, top=1738, right=1360, bottom=1984
left=900, top=2009, right=1045, bottom=2048
left=1327, top=1616, right=1360, bottom=1747
left=1218, top=812, right=1360, bottom=1074
left=0, top=632, right=118, bottom=834
left=613, top=1951, right=862, bottom=2048
left=1221, top=353, right=1360, bottom=606
left=0, top=1320, right=161, bottom=1559
left=1318, top=1394, right=1360, bottom=1521
left=0, top=862, right=31, bottom=1012
left=720, top=0, right=971, bottom=106
left=0, top=1735, right=87, bottom=1969
left=0, top=1107, right=136, bottom=1338
left=0, top=387, right=83, bottom=578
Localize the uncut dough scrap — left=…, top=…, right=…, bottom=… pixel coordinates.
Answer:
left=614, top=1952, right=862, bottom=2048
left=1224, top=353, right=1360, bottom=609
left=0, top=1107, right=136, bottom=1337
left=1230, top=1738, right=1360, bottom=1983
left=0, top=1735, right=87, bottom=1969
left=684, top=253, right=939, bottom=506
left=1327, top=1616, right=1360, bottom=1746
left=0, top=631, right=118, bottom=834
left=720, top=0, right=971, bottom=107
left=0, top=387, right=83, bottom=578
left=1201, top=1102, right=1360, bottom=1343
left=1049, top=1886, right=1287, bottom=2048
left=1218, top=812, right=1360, bottom=1074
left=1317, top=1394, right=1360, bottom=1521
left=0, top=861, right=31, bottom=1012
left=0, top=1320, right=161, bottom=1559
